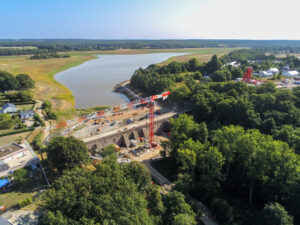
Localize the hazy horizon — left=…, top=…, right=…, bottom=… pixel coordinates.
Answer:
left=1, top=0, right=300, bottom=40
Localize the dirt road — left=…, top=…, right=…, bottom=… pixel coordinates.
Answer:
left=35, top=100, right=51, bottom=141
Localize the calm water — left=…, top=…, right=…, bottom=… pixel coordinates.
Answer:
left=55, top=53, right=185, bottom=108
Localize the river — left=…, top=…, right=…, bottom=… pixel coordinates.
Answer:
left=55, top=53, right=185, bottom=108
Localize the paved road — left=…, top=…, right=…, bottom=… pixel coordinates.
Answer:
left=142, top=159, right=219, bottom=225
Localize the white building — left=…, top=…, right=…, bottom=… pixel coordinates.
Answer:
left=259, top=71, right=273, bottom=77
left=0, top=142, right=39, bottom=177
left=267, top=68, right=279, bottom=74
left=283, top=70, right=299, bottom=76
left=225, top=61, right=240, bottom=67
left=20, top=110, right=35, bottom=120
left=0, top=103, right=17, bottom=114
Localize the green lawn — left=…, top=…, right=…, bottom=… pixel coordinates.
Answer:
left=0, top=131, right=31, bottom=145
left=17, top=104, right=35, bottom=111
left=0, top=168, right=47, bottom=209
left=0, top=191, right=38, bottom=209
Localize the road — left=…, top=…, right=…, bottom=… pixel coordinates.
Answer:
left=35, top=100, right=51, bottom=141
left=142, top=159, right=219, bottom=225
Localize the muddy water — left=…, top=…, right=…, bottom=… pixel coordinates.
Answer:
left=55, top=53, right=185, bottom=108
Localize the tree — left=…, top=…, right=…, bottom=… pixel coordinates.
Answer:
left=257, top=202, right=293, bottom=225
left=0, top=70, right=19, bottom=91
left=193, top=146, right=225, bottom=200
left=170, top=114, right=200, bottom=157
left=173, top=214, right=197, bottom=225
left=0, top=113, right=14, bottom=129
left=41, top=159, right=155, bottom=225
left=211, top=70, right=231, bottom=82
left=211, top=125, right=245, bottom=175
left=39, top=211, right=68, bottom=225
left=198, top=122, right=208, bottom=143
left=170, top=84, right=191, bottom=102
left=18, top=91, right=33, bottom=102
left=13, top=168, right=28, bottom=186
left=205, top=55, right=222, bottom=74
left=187, top=58, right=199, bottom=72
left=46, top=136, right=90, bottom=173
left=101, top=144, right=116, bottom=158
left=193, top=71, right=202, bottom=80
left=16, top=74, right=35, bottom=89
left=124, top=161, right=151, bottom=191
left=163, top=191, right=196, bottom=225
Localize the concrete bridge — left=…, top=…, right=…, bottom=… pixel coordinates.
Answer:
left=82, top=110, right=183, bottom=153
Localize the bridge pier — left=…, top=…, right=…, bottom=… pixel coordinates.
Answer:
left=84, top=118, right=170, bottom=153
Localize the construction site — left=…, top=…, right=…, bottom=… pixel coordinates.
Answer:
left=49, top=90, right=188, bottom=163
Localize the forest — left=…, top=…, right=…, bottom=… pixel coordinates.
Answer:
left=39, top=138, right=202, bottom=225
left=2, top=39, right=300, bottom=55
left=131, top=49, right=300, bottom=224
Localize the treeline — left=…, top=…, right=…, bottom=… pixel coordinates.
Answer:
left=131, top=56, right=242, bottom=93
left=131, top=50, right=300, bottom=94
left=3, top=39, right=300, bottom=55
left=30, top=52, right=70, bottom=59
left=163, top=115, right=299, bottom=224
left=39, top=138, right=202, bottom=225
left=0, top=71, right=35, bottom=91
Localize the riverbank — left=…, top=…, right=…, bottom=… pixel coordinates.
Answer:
left=0, top=54, right=97, bottom=113
left=0, top=47, right=239, bottom=115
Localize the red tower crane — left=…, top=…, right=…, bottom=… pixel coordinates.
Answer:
left=243, top=67, right=253, bottom=83
left=97, top=90, right=171, bottom=148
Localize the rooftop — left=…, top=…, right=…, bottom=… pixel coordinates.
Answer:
left=0, top=143, right=23, bottom=158
left=20, top=110, right=34, bottom=116
left=0, top=142, right=39, bottom=177
left=2, top=103, right=16, bottom=109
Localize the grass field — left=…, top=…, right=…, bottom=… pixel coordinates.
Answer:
left=0, top=54, right=96, bottom=112
left=0, top=190, right=38, bottom=209
left=0, top=48, right=240, bottom=114
left=0, top=131, right=31, bottom=145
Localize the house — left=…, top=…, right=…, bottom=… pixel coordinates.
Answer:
left=0, top=142, right=39, bottom=177
left=0, top=103, right=17, bottom=114
left=266, top=68, right=279, bottom=74
left=20, top=110, right=35, bottom=120
left=282, top=70, right=299, bottom=76
left=225, top=61, right=240, bottom=67
left=259, top=71, right=273, bottom=77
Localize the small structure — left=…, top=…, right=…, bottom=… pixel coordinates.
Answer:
left=20, top=110, right=35, bottom=120
left=259, top=71, right=273, bottom=77
left=225, top=61, right=240, bottom=67
left=283, top=70, right=299, bottom=76
left=0, top=142, right=39, bottom=177
left=0, top=103, right=17, bottom=114
left=259, top=68, right=279, bottom=77
left=267, top=68, right=279, bottom=74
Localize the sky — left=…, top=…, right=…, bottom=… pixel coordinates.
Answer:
left=1, top=0, right=300, bottom=40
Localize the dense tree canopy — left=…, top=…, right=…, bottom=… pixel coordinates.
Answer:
left=0, top=70, right=34, bottom=91
left=46, top=136, right=90, bottom=173
left=40, top=149, right=196, bottom=225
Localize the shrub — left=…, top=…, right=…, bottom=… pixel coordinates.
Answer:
left=18, top=197, right=32, bottom=208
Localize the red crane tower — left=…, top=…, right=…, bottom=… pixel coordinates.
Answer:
left=243, top=67, right=253, bottom=83
left=97, top=90, right=171, bottom=148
